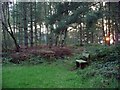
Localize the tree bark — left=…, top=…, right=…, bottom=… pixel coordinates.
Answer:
left=2, top=22, right=20, bottom=52
left=34, top=2, right=38, bottom=46
left=30, top=2, right=33, bottom=47
left=23, top=3, right=28, bottom=47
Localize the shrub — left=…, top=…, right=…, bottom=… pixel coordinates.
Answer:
left=2, top=57, right=12, bottom=64
left=30, top=49, right=55, bottom=59
left=51, top=47, right=72, bottom=58
left=114, top=44, right=120, bottom=54
left=77, top=60, right=119, bottom=80
left=10, top=52, right=30, bottom=64
left=92, top=61, right=119, bottom=79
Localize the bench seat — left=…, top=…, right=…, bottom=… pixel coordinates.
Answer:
left=76, top=60, right=87, bottom=63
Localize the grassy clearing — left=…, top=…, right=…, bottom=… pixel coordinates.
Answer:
left=2, top=45, right=119, bottom=88
left=3, top=63, right=81, bottom=88
left=2, top=61, right=118, bottom=88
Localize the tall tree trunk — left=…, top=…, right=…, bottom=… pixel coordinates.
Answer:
left=55, top=34, right=59, bottom=46
left=34, top=2, right=37, bottom=46
left=39, top=24, right=42, bottom=44
left=61, top=28, right=67, bottom=47
left=0, top=1, right=2, bottom=88
left=114, top=2, right=120, bottom=45
left=91, top=31, right=94, bottom=43
left=5, top=2, right=19, bottom=51
left=30, top=3, right=33, bottom=47
left=46, top=24, right=49, bottom=45
left=2, top=4, right=7, bottom=49
left=13, top=2, right=15, bottom=34
left=2, top=25, right=7, bottom=49
left=17, top=3, right=22, bottom=45
left=16, top=3, right=20, bottom=45
left=23, top=3, right=28, bottom=47
left=107, top=2, right=111, bottom=46
left=114, top=21, right=119, bottom=44
left=61, top=3, right=69, bottom=47
left=2, top=22, right=20, bottom=52
left=115, top=1, right=120, bottom=45
left=101, top=2, right=105, bottom=44
left=49, top=3, right=53, bottom=48
left=102, top=16, right=105, bottom=43
left=20, top=2, right=24, bottom=46
left=49, top=28, right=53, bottom=48
left=0, top=2, right=2, bottom=38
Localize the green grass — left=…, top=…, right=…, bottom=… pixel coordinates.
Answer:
left=3, top=63, right=81, bottom=88
left=2, top=60, right=118, bottom=88
left=0, top=64, right=2, bottom=89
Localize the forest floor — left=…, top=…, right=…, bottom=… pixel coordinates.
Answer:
left=2, top=44, right=120, bottom=88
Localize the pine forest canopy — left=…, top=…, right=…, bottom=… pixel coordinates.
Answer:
left=1, top=1, right=120, bottom=51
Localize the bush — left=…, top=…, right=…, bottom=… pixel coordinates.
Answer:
left=30, top=47, right=72, bottom=59
left=30, top=49, right=55, bottom=59
left=95, top=61, right=119, bottom=79
left=77, top=60, right=119, bottom=80
left=51, top=47, right=72, bottom=59
left=88, top=45, right=120, bottom=62
left=81, top=45, right=120, bottom=80
left=10, top=52, right=30, bottom=64
left=114, top=44, right=120, bottom=54
left=2, top=57, right=12, bottom=64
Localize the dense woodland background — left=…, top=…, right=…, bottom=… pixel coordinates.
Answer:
left=1, top=1, right=120, bottom=88
left=2, top=2, right=120, bottom=51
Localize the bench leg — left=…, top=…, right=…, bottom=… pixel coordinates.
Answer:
left=76, top=61, right=79, bottom=68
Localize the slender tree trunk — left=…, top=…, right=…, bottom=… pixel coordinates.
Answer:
left=34, top=2, right=38, bottom=46
left=16, top=3, right=20, bottom=45
left=55, top=34, right=59, bottom=46
left=2, top=4, right=7, bottom=49
left=91, top=31, right=94, bottom=43
left=13, top=2, right=15, bottom=34
left=61, top=3, right=69, bottom=46
left=114, top=2, right=120, bottom=45
left=100, top=2, right=105, bottom=44
left=102, top=16, right=105, bottom=43
left=2, top=22, right=20, bottom=51
left=46, top=24, right=49, bottom=45
left=49, top=3, right=53, bottom=48
left=20, top=2, right=24, bottom=46
left=79, top=23, right=83, bottom=46
left=30, top=3, right=33, bottom=47
left=115, top=22, right=119, bottom=44
left=107, top=2, right=111, bottom=46
left=2, top=25, right=7, bottom=49
left=23, top=3, right=28, bottom=47
left=0, top=0, right=2, bottom=66
left=7, top=2, right=20, bottom=51
left=17, top=3, right=22, bottom=45
left=114, top=5, right=119, bottom=45
left=49, top=28, right=53, bottom=48
left=61, top=28, right=67, bottom=47
left=39, top=24, right=42, bottom=44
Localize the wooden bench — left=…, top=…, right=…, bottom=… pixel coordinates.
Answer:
left=76, top=53, right=90, bottom=69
